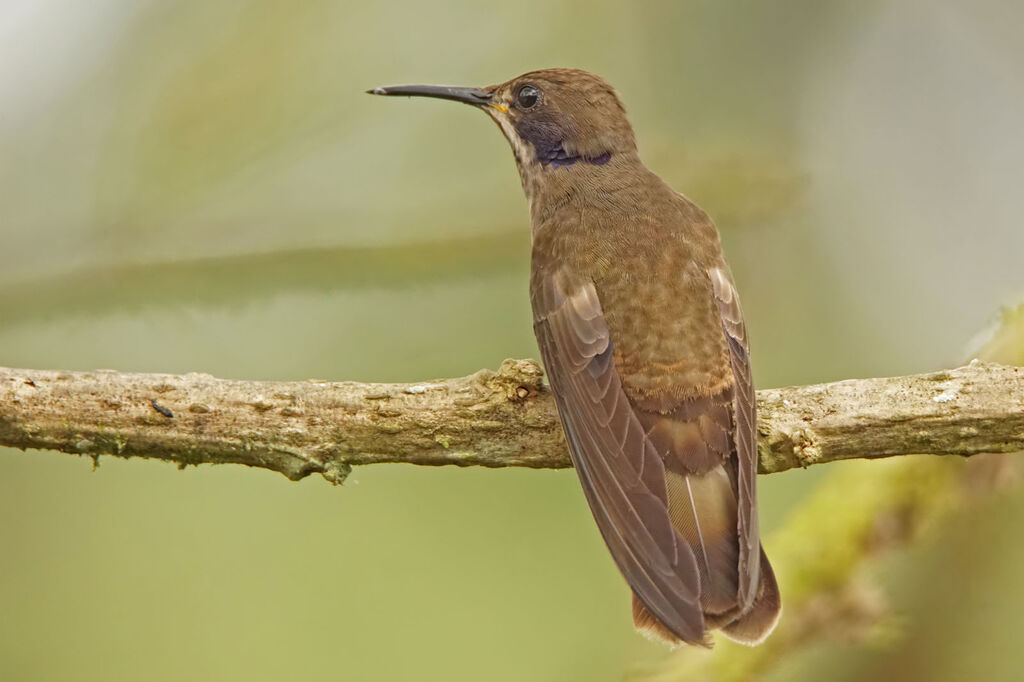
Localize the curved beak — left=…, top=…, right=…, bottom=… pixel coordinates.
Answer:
left=366, top=84, right=492, bottom=107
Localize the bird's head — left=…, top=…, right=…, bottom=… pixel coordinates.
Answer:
left=369, top=69, right=639, bottom=200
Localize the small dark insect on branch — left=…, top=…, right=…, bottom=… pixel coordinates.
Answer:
left=150, top=399, right=174, bottom=418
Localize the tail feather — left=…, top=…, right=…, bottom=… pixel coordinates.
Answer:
left=633, top=593, right=712, bottom=649
left=663, top=467, right=740, bottom=616
left=720, top=548, right=782, bottom=646
left=632, top=546, right=781, bottom=647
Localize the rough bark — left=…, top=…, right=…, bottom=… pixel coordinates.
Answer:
left=1, top=360, right=1021, bottom=483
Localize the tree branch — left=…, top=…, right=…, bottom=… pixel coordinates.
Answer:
left=1, top=360, right=1021, bottom=482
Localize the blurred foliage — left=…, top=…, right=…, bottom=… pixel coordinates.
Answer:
left=972, top=303, right=1024, bottom=367
left=632, top=456, right=961, bottom=681
left=636, top=299, right=1024, bottom=681
left=1, top=1, right=1023, bottom=681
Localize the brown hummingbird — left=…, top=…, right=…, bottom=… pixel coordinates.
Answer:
left=369, top=69, right=781, bottom=647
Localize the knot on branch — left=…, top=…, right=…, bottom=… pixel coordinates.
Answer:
left=481, top=358, right=547, bottom=403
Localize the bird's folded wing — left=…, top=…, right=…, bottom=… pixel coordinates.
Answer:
left=708, top=265, right=760, bottom=608
left=532, top=268, right=705, bottom=643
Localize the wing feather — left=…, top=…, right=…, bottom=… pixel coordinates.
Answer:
left=708, top=265, right=760, bottom=608
left=533, top=271, right=706, bottom=643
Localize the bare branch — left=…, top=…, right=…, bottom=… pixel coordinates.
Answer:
left=1, top=360, right=1021, bottom=483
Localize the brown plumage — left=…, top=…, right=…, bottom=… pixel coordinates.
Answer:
left=370, top=68, right=781, bottom=647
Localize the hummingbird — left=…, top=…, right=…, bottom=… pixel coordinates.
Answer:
left=369, top=69, right=780, bottom=647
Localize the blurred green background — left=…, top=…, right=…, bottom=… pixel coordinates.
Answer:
left=2, top=1, right=1023, bottom=680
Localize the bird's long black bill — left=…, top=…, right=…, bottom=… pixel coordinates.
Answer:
left=366, top=84, right=492, bottom=106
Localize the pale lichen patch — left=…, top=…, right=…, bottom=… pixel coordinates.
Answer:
left=404, top=384, right=440, bottom=395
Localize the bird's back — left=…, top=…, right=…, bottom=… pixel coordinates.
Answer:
left=529, top=161, right=780, bottom=646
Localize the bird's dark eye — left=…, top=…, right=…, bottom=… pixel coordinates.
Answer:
left=516, top=85, right=540, bottom=110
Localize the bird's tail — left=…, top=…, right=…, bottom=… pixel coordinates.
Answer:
left=632, top=545, right=781, bottom=647
left=720, top=547, right=782, bottom=646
